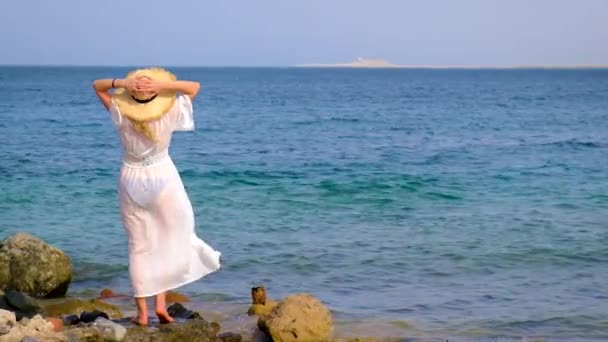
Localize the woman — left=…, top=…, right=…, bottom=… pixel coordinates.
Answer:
left=93, top=68, right=221, bottom=325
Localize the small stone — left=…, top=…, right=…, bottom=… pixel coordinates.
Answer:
left=20, top=336, right=39, bottom=342
left=5, top=291, right=42, bottom=317
left=218, top=331, right=243, bottom=342
left=251, top=286, right=268, bottom=305
left=62, top=314, right=80, bottom=326
left=99, top=288, right=116, bottom=299
left=46, top=317, right=63, bottom=332
left=248, top=286, right=278, bottom=316
left=167, top=303, right=202, bottom=320
left=80, top=309, right=109, bottom=323
left=94, top=317, right=126, bottom=341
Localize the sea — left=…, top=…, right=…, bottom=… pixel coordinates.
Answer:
left=1, top=66, right=607, bottom=341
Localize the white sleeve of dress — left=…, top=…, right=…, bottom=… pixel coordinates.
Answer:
left=109, top=100, right=123, bottom=127
left=174, top=94, right=195, bottom=131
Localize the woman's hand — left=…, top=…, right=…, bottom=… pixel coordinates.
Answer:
left=124, top=78, right=139, bottom=94
left=135, top=77, right=163, bottom=94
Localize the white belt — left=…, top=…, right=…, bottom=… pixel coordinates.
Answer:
left=122, top=151, right=170, bottom=168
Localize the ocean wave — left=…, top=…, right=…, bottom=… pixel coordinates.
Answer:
left=540, top=139, right=604, bottom=149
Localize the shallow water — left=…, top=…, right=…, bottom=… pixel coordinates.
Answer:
left=1, top=67, right=607, bottom=340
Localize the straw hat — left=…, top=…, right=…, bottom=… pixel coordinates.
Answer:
left=112, top=67, right=177, bottom=122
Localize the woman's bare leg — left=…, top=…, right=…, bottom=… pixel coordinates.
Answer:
left=155, top=292, right=175, bottom=323
left=133, top=297, right=148, bottom=325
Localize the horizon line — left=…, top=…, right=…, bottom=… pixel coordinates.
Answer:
left=1, top=63, right=608, bottom=69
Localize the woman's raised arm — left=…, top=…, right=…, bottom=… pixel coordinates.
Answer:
left=138, top=79, right=201, bottom=100
left=92, top=78, right=135, bottom=110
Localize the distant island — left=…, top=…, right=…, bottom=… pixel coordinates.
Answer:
left=296, top=58, right=608, bottom=69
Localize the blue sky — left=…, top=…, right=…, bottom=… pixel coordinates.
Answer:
left=1, top=0, right=606, bottom=66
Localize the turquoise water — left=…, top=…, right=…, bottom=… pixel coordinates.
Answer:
left=1, top=67, right=607, bottom=340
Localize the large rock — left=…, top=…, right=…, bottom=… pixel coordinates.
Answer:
left=0, top=233, right=72, bottom=298
left=258, top=294, right=333, bottom=342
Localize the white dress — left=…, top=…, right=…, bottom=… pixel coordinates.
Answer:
left=109, top=94, right=221, bottom=298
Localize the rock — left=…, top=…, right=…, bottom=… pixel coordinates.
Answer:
left=209, top=322, right=221, bottom=335
left=64, top=326, right=104, bottom=341
left=248, top=302, right=278, bottom=317
left=0, top=233, right=73, bottom=298
left=0, top=292, right=10, bottom=311
left=94, top=317, right=126, bottom=341
left=0, top=254, right=9, bottom=292
left=251, top=287, right=268, bottom=305
left=123, top=319, right=222, bottom=342
left=0, top=308, right=17, bottom=335
left=248, top=286, right=278, bottom=317
left=1, top=314, right=63, bottom=342
left=167, top=303, right=202, bottom=320
left=62, top=314, right=80, bottom=326
left=46, top=317, right=63, bottom=332
left=80, top=310, right=109, bottom=323
left=42, top=298, right=122, bottom=319
left=98, top=288, right=129, bottom=300
left=218, top=332, right=242, bottom=342
left=258, top=293, right=333, bottom=342
left=5, top=290, right=43, bottom=319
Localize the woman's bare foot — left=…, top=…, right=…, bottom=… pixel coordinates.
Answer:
left=156, top=311, right=175, bottom=324
left=131, top=315, right=148, bottom=326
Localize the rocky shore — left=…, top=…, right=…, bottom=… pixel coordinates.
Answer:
left=0, top=232, right=379, bottom=342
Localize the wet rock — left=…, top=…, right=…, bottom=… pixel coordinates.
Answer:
left=258, top=293, right=333, bottom=342
left=218, top=331, right=243, bottom=342
left=0, top=233, right=72, bottom=298
left=248, top=302, right=278, bottom=317
left=62, top=314, right=80, bottom=326
left=80, top=309, right=109, bottom=323
left=94, top=317, right=126, bottom=341
left=248, top=286, right=278, bottom=317
left=98, top=288, right=129, bottom=300
left=0, top=291, right=10, bottom=311
left=0, top=308, right=17, bottom=334
left=64, top=325, right=104, bottom=341
left=42, top=298, right=122, bottom=319
left=209, top=321, right=221, bottom=335
left=167, top=303, right=202, bottom=320
left=5, top=290, right=43, bottom=319
left=123, top=319, right=222, bottom=342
